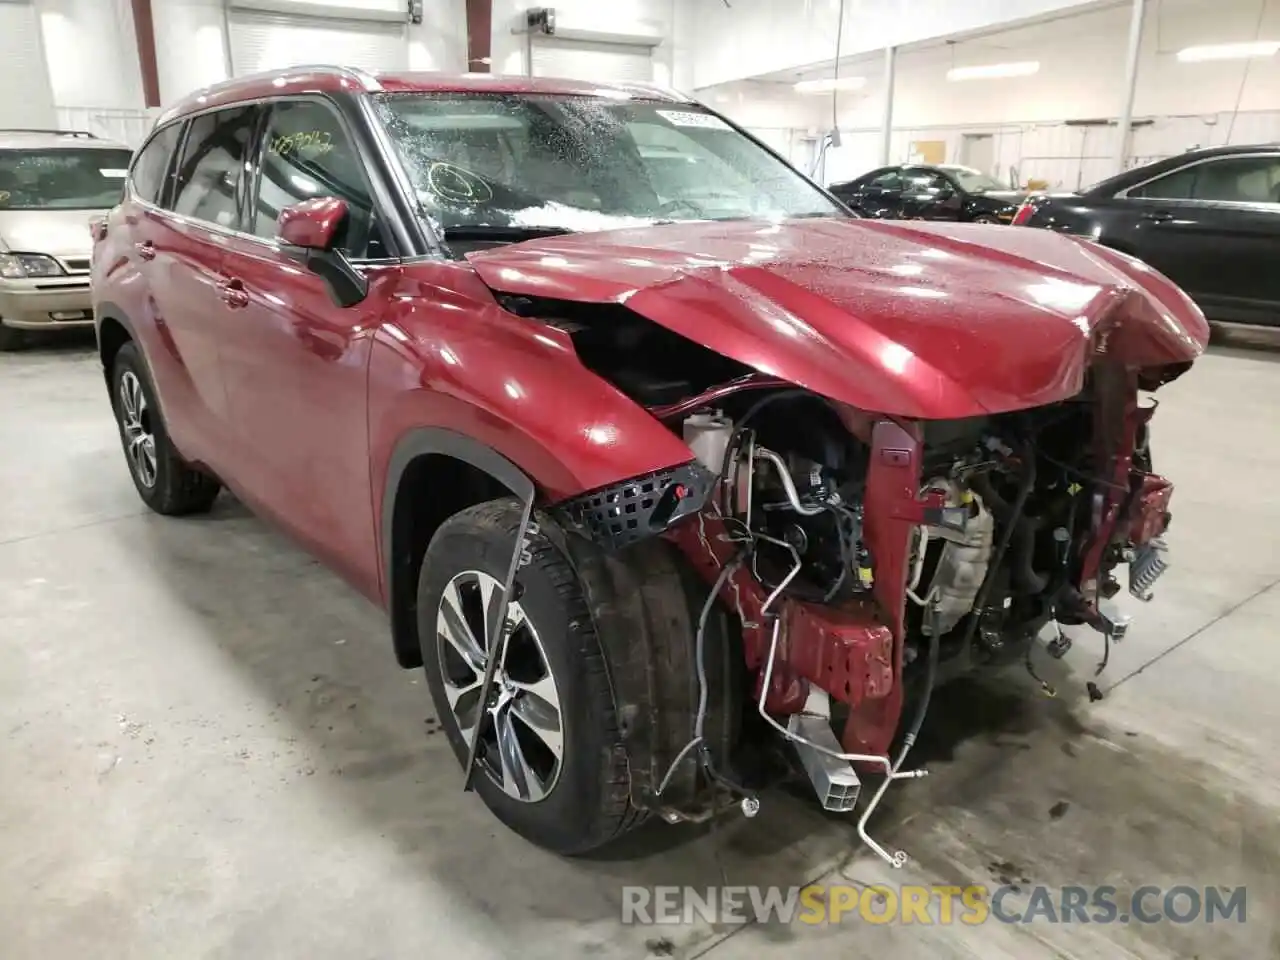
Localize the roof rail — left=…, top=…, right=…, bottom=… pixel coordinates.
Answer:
left=0, top=128, right=98, bottom=138
left=232, top=64, right=382, bottom=90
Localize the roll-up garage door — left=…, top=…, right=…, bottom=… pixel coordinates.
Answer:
left=0, top=0, right=56, bottom=128
left=529, top=37, right=653, bottom=83
left=228, top=10, right=409, bottom=76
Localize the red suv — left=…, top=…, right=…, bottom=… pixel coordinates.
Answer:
left=93, top=66, right=1207, bottom=859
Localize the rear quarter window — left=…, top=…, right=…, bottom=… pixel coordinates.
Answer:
left=131, top=124, right=183, bottom=206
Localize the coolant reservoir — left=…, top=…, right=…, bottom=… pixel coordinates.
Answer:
left=683, top=411, right=733, bottom=472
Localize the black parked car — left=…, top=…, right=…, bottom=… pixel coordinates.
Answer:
left=829, top=164, right=1025, bottom=223
left=1013, top=144, right=1280, bottom=327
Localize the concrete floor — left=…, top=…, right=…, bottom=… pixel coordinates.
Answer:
left=2, top=331, right=1278, bottom=959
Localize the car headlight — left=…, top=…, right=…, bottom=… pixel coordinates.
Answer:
left=0, top=253, right=66, bottom=279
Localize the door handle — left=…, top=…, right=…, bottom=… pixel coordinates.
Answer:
left=1140, top=211, right=1174, bottom=223
left=136, top=240, right=156, bottom=261
left=217, top=276, right=249, bottom=309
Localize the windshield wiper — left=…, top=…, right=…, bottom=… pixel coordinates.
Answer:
left=441, top=225, right=575, bottom=242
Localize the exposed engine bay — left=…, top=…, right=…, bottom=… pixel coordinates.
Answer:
left=679, top=388, right=1150, bottom=678
left=654, top=378, right=1173, bottom=865
left=499, top=294, right=1186, bottom=867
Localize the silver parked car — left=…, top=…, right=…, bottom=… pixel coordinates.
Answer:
left=0, top=129, right=133, bottom=350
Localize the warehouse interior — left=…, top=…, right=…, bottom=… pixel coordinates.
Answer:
left=2, top=1, right=1279, bottom=958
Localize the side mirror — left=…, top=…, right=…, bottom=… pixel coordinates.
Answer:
left=278, top=197, right=368, bottom=308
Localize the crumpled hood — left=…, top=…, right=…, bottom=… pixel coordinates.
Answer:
left=467, top=217, right=1208, bottom=418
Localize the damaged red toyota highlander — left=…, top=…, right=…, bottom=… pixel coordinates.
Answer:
left=92, top=67, right=1206, bottom=860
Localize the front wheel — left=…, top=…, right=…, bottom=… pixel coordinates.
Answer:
left=417, top=499, right=644, bottom=854
left=110, top=341, right=220, bottom=515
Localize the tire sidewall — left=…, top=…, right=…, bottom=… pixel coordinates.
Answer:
left=109, top=342, right=176, bottom=508
left=417, top=509, right=619, bottom=854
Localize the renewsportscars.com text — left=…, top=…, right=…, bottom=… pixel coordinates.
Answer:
left=621, top=884, right=1247, bottom=926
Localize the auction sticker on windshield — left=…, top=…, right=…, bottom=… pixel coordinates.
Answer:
left=656, top=110, right=730, bottom=130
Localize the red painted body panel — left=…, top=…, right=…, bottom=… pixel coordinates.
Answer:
left=468, top=217, right=1209, bottom=418
left=277, top=196, right=349, bottom=250
left=366, top=262, right=700, bottom=503
left=98, top=205, right=237, bottom=476
left=364, top=262, right=710, bottom=597
left=213, top=234, right=386, bottom=601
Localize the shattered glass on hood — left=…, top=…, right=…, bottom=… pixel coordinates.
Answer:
left=371, top=92, right=844, bottom=237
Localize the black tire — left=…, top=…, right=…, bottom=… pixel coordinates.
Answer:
left=973, top=214, right=1000, bottom=225
left=417, top=499, right=643, bottom=854
left=110, top=340, right=220, bottom=515
left=0, top=323, right=26, bottom=352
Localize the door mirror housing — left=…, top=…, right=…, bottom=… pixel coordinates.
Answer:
left=277, top=197, right=369, bottom=308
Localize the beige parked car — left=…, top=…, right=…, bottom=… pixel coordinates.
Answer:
left=0, top=129, right=133, bottom=350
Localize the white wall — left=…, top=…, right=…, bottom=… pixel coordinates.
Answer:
left=36, top=0, right=144, bottom=110
left=708, top=0, right=1280, bottom=188
left=687, top=0, right=1107, bottom=89
left=151, top=0, right=467, bottom=107
left=489, top=0, right=678, bottom=85
left=153, top=0, right=232, bottom=106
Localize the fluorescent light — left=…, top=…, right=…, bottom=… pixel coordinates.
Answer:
left=793, top=76, right=867, bottom=94
left=946, top=61, right=1040, bottom=81
left=1176, top=41, right=1280, bottom=62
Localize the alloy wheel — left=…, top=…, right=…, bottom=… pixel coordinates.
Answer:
left=118, top=370, right=157, bottom=488
left=436, top=569, right=564, bottom=802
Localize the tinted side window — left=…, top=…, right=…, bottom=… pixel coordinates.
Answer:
left=250, top=99, right=383, bottom=258
left=172, top=107, right=258, bottom=229
left=131, top=124, right=181, bottom=206
left=1129, top=167, right=1197, bottom=200
left=869, top=170, right=902, bottom=190
left=1193, top=157, right=1280, bottom=204
left=901, top=170, right=948, bottom=195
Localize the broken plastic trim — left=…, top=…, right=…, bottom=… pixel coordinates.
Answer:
left=462, top=489, right=537, bottom=793
left=555, top=460, right=715, bottom=551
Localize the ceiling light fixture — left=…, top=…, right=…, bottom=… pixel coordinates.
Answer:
left=793, top=76, right=866, bottom=94
left=946, top=61, right=1040, bottom=81
left=1176, top=41, right=1280, bottom=62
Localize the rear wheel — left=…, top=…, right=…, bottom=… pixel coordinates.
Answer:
left=973, top=214, right=1000, bottom=225
left=417, top=499, right=643, bottom=854
left=110, top=341, right=220, bottom=515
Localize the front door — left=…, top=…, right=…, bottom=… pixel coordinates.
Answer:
left=215, top=96, right=394, bottom=598
left=898, top=168, right=962, bottom=221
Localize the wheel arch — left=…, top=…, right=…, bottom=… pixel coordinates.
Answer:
left=382, top=427, right=536, bottom=669
left=381, top=426, right=741, bottom=815
left=95, top=301, right=136, bottom=384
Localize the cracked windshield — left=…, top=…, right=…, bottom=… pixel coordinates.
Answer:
left=373, top=93, right=842, bottom=235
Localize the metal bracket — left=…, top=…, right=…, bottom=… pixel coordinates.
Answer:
left=461, top=490, right=537, bottom=793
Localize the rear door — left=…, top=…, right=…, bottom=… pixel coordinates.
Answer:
left=214, top=96, right=392, bottom=596
left=126, top=107, right=260, bottom=469
left=1118, top=154, right=1280, bottom=320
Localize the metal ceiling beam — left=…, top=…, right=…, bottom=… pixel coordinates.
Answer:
left=130, top=0, right=161, bottom=108
left=466, top=0, right=492, bottom=73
